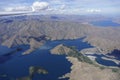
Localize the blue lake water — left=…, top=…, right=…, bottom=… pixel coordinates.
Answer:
left=91, top=20, right=120, bottom=27
left=0, top=38, right=92, bottom=80
left=95, top=54, right=118, bottom=66
left=85, top=54, right=119, bottom=67
left=108, top=49, right=120, bottom=60
left=0, top=46, right=12, bottom=55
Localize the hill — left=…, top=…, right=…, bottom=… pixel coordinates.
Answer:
left=0, top=15, right=120, bottom=54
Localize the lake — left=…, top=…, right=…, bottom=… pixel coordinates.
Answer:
left=91, top=20, right=120, bottom=27
left=0, top=38, right=92, bottom=80
left=85, top=53, right=119, bottom=67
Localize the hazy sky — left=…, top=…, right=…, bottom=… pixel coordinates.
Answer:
left=0, top=0, right=120, bottom=15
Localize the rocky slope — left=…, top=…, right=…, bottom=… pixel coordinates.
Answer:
left=50, top=44, right=71, bottom=55
left=51, top=44, right=120, bottom=80
left=0, top=15, right=120, bottom=54
left=64, top=57, right=120, bottom=80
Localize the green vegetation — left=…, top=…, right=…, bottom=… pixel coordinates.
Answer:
left=112, top=68, right=118, bottom=72
left=67, top=46, right=94, bottom=65
left=58, top=45, right=66, bottom=55
left=17, top=66, right=48, bottom=80
left=29, top=66, right=48, bottom=78
left=111, top=68, right=120, bottom=73
left=99, top=66, right=106, bottom=70
left=66, top=46, right=120, bottom=72
left=17, top=77, right=31, bottom=80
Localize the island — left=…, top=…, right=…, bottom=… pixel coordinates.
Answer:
left=17, top=66, right=48, bottom=80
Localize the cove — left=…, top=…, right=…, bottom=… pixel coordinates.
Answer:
left=0, top=38, right=92, bottom=80
left=85, top=54, right=119, bottom=67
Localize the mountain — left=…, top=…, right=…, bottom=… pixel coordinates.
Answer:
left=0, top=14, right=120, bottom=54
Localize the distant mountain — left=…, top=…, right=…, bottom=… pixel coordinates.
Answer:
left=0, top=15, right=120, bottom=54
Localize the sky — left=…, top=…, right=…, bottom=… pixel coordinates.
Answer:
left=0, top=0, right=120, bottom=15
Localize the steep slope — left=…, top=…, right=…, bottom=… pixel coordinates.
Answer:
left=0, top=15, right=120, bottom=54
left=65, top=57, right=120, bottom=80
left=51, top=44, right=120, bottom=80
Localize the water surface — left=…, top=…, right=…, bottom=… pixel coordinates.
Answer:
left=91, top=20, right=120, bottom=27
left=0, top=38, right=92, bottom=80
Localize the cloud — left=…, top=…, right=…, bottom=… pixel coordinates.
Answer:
left=4, top=6, right=31, bottom=12
left=0, top=0, right=119, bottom=15
left=60, top=5, right=66, bottom=10
left=4, top=7, right=13, bottom=12
left=86, top=9, right=101, bottom=13
left=31, top=1, right=49, bottom=12
left=50, top=0, right=63, bottom=5
left=2, top=1, right=49, bottom=13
